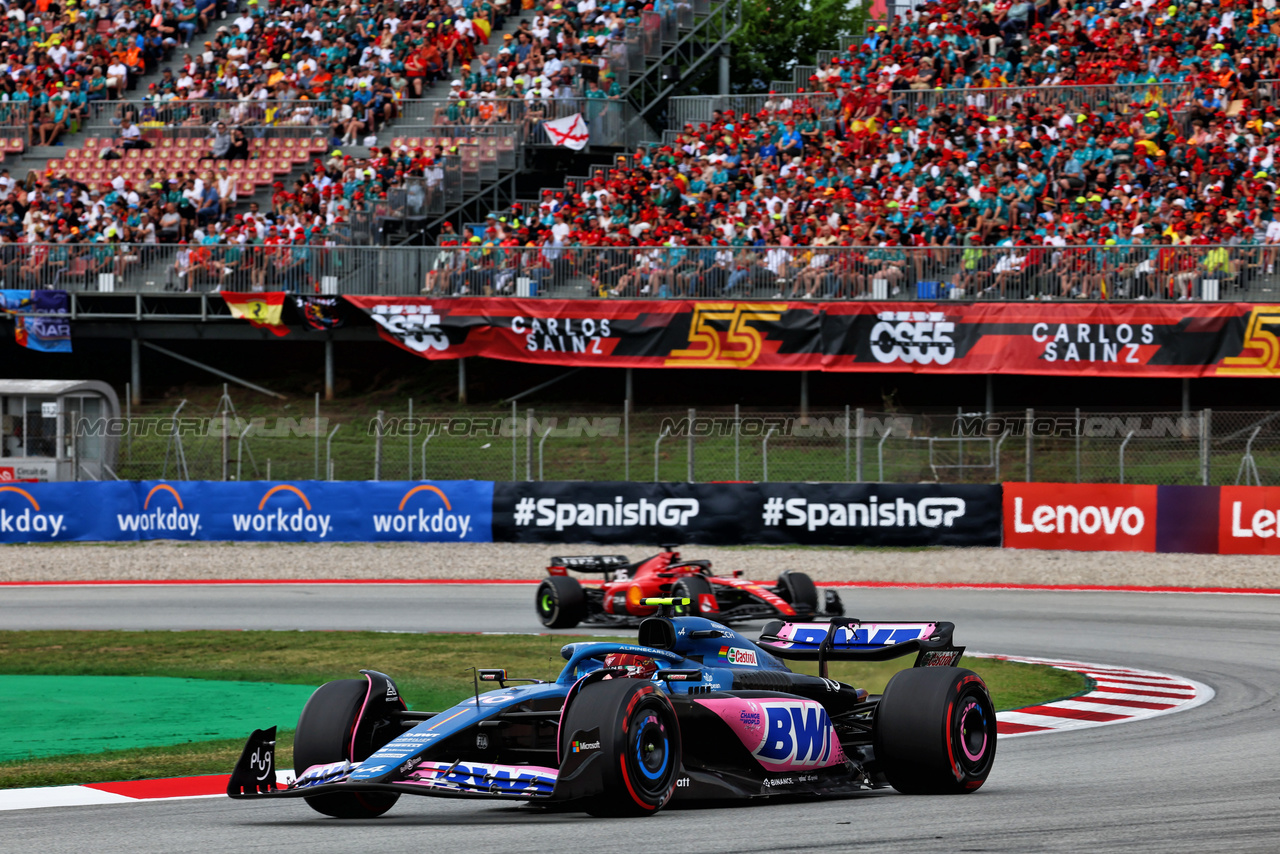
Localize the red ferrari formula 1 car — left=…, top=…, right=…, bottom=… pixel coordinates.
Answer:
left=534, top=546, right=843, bottom=628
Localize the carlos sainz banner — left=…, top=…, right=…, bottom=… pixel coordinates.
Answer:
left=342, top=297, right=1280, bottom=378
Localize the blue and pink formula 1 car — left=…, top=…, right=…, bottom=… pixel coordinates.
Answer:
left=228, top=601, right=997, bottom=817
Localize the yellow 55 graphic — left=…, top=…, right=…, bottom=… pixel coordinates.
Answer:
left=665, top=303, right=786, bottom=367
left=1218, top=307, right=1280, bottom=375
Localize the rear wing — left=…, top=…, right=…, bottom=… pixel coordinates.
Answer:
left=757, top=618, right=964, bottom=675
left=548, top=555, right=631, bottom=575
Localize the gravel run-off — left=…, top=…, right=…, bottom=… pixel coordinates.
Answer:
left=0, top=542, right=1274, bottom=589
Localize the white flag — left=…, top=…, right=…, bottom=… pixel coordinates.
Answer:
left=542, top=113, right=590, bottom=151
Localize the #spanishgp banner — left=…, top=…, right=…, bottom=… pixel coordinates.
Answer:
left=343, top=297, right=1280, bottom=378
left=492, top=481, right=1001, bottom=547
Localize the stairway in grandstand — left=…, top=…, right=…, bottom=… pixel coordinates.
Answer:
left=401, top=0, right=742, bottom=234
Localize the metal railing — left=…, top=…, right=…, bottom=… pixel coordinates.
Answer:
left=10, top=243, right=1276, bottom=301
left=100, top=402, right=1280, bottom=486
left=83, top=99, right=339, bottom=134
left=669, top=80, right=1280, bottom=130
left=395, top=96, right=655, bottom=150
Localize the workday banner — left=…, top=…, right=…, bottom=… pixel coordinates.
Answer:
left=0, top=481, right=493, bottom=543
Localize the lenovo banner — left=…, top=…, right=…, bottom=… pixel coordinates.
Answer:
left=1003, top=483, right=1158, bottom=552
left=344, top=297, right=1280, bottom=378
left=493, top=482, right=1002, bottom=547
left=1219, top=486, right=1280, bottom=555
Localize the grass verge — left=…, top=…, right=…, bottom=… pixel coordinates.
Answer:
left=0, top=630, right=1087, bottom=789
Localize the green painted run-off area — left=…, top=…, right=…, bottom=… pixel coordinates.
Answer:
left=1, top=675, right=314, bottom=761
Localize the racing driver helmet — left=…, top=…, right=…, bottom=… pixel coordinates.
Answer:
left=603, top=653, right=658, bottom=679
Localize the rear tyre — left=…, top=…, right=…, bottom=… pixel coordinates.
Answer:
left=775, top=570, right=819, bottom=615
left=670, top=576, right=714, bottom=616
left=560, top=678, right=682, bottom=817
left=536, top=576, right=587, bottom=628
left=293, top=679, right=400, bottom=818
left=873, top=667, right=997, bottom=795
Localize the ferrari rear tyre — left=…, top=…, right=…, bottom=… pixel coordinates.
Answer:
left=293, top=679, right=400, bottom=818
left=536, top=576, right=587, bottom=628
left=560, top=678, right=682, bottom=817
left=873, top=667, right=997, bottom=795
left=670, top=576, right=714, bottom=616
left=776, top=570, right=819, bottom=614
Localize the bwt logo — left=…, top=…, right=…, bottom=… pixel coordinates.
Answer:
left=512, top=496, right=700, bottom=531
left=231, top=485, right=333, bottom=538
left=0, top=486, right=65, bottom=537
left=116, top=484, right=201, bottom=537
left=763, top=496, right=965, bottom=530
left=371, top=485, right=474, bottom=539
left=751, top=701, right=837, bottom=769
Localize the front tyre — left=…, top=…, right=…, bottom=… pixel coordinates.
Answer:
left=559, top=678, right=682, bottom=816
left=775, top=570, right=819, bottom=615
left=873, top=667, right=997, bottom=795
left=293, top=679, right=400, bottom=818
left=670, top=575, right=714, bottom=616
left=536, top=576, right=587, bottom=628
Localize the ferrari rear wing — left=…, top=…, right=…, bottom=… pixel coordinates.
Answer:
left=548, top=555, right=630, bottom=574
left=757, top=618, right=964, bottom=675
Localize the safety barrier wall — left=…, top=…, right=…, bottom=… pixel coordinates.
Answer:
left=1, top=480, right=1272, bottom=553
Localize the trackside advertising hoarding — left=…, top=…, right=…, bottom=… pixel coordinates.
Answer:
left=492, top=482, right=1002, bottom=547
left=0, top=482, right=494, bottom=543
left=1003, top=483, right=1280, bottom=555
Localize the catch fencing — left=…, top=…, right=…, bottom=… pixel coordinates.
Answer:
left=90, top=399, right=1280, bottom=488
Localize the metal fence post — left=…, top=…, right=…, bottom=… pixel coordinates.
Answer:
left=125, top=382, right=132, bottom=466
left=1075, top=406, right=1081, bottom=483
left=222, top=409, right=229, bottom=482
left=734, top=403, right=741, bottom=481
left=539, top=426, right=552, bottom=481
left=1025, top=408, right=1034, bottom=482
left=407, top=397, right=413, bottom=481
left=1202, top=407, right=1212, bottom=485
left=855, top=408, right=864, bottom=482
left=844, top=404, right=850, bottom=481
left=237, top=423, right=253, bottom=481
left=511, top=400, right=517, bottom=481
left=878, top=428, right=893, bottom=482
left=315, top=392, right=321, bottom=480
left=994, top=431, right=1010, bottom=482
left=763, top=426, right=777, bottom=483
left=526, top=407, right=534, bottom=481
left=654, top=427, right=670, bottom=481
left=624, top=399, right=630, bottom=481
left=1119, top=431, right=1135, bottom=484
left=687, top=407, right=695, bottom=483
left=374, top=410, right=384, bottom=481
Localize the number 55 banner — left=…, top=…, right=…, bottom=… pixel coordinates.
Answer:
left=343, top=297, right=1279, bottom=378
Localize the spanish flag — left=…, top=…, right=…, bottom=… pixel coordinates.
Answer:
left=472, top=16, right=491, bottom=42
left=221, top=291, right=290, bottom=336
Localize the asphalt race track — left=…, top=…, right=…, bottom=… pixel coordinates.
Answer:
left=3, top=583, right=1278, bottom=853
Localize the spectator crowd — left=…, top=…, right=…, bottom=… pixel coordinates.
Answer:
left=419, top=0, right=1280, bottom=299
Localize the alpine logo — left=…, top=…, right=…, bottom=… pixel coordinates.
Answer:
left=719, top=646, right=758, bottom=667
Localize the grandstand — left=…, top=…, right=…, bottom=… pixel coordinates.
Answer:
left=0, top=0, right=1273, bottom=306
